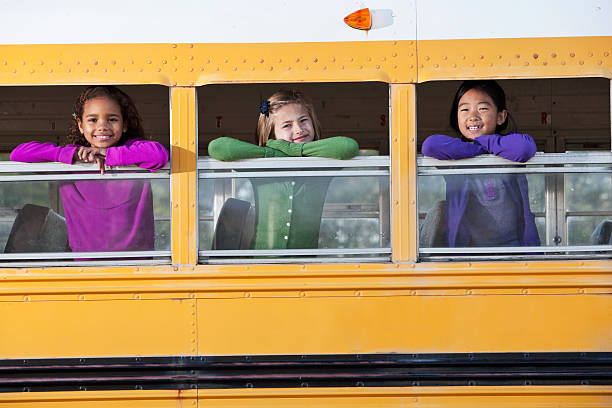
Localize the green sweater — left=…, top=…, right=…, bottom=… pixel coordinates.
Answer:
left=208, top=137, right=359, bottom=249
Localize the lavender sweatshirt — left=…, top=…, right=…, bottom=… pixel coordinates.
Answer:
left=10, top=139, right=169, bottom=252
left=421, top=133, right=540, bottom=247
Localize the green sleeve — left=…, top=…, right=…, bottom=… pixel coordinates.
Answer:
left=266, top=136, right=359, bottom=160
left=208, top=137, right=289, bottom=161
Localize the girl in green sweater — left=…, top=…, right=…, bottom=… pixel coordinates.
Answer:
left=208, top=90, right=359, bottom=250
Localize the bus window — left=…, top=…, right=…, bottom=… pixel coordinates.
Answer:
left=197, top=83, right=391, bottom=263
left=417, top=78, right=611, bottom=260
left=0, top=86, right=171, bottom=266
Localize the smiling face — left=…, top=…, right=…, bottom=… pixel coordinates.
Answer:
left=77, top=97, right=127, bottom=148
left=272, top=103, right=315, bottom=144
left=457, top=88, right=507, bottom=140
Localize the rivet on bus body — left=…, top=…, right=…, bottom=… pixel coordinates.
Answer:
left=376, top=65, right=380, bottom=69
left=433, top=64, right=439, bottom=68
left=418, top=64, right=423, bottom=69
left=598, top=60, right=603, bottom=65
left=39, top=61, right=44, bottom=65
left=121, top=68, right=125, bottom=72
left=413, top=398, right=418, bottom=403
left=172, top=44, right=177, bottom=48
left=408, top=40, right=413, bottom=45
left=156, top=67, right=161, bottom=72
left=542, top=61, right=548, bottom=66
left=322, top=66, right=327, bottom=70
left=467, top=262, right=472, bottom=267
left=331, top=57, right=336, bottom=62
left=423, top=55, right=429, bottom=61
left=393, top=41, right=398, bottom=46
left=173, top=267, right=178, bottom=271
left=300, top=291, right=306, bottom=297
left=551, top=53, right=557, bottom=58
left=579, top=261, right=584, bottom=266
left=393, top=64, right=397, bottom=69
left=190, top=67, right=195, bottom=72
left=138, top=68, right=143, bottom=72
left=189, top=55, right=194, bottom=60
left=579, top=289, right=585, bottom=294
left=466, top=290, right=472, bottom=295
left=146, top=60, right=151, bottom=64
left=2, top=61, right=6, bottom=65
left=507, top=62, right=511, bottom=66
left=569, top=52, right=575, bottom=57
left=84, top=68, right=89, bottom=73
left=340, top=65, right=344, bottom=69
left=260, top=58, right=265, bottom=63
left=223, top=58, right=228, bottom=63
left=200, top=67, right=205, bottom=71
left=269, top=66, right=274, bottom=71
left=134, top=294, right=141, bottom=300
left=216, top=67, right=220, bottom=71
left=579, top=60, right=584, bottom=65
left=30, top=69, right=35, bottom=73
left=452, top=63, right=457, bottom=68
left=21, top=61, right=26, bottom=65
left=23, top=296, right=30, bottom=301
left=408, top=52, right=414, bottom=57
left=442, top=55, right=447, bottom=60
left=313, top=58, right=318, bottom=63
left=350, top=57, right=354, bottom=62
left=470, top=63, right=475, bottom=67
left=522, top=289, right=528, bottom=295
left=191, top=202, right=196, bottom=207
left=252, top=67, right=256, bottom=71
left=523, top=62, right=529, bottom=66
left=604, top=52, right=610, bottom=57
left=588, top=52, right=593, bottom=57
left=302, top=265, right=306, bottom=270
left=48, top=69, right=53, bottom=73
left=380, top=56, right=385, bottom=61
left=479, top=55, right=484, bottom=59
left=393, top=200, right=399, bottom=205
left=497, top=55, right=502, bottom=59
left=532, top=53, right=538, bottom=59
left=189, top=81, right=195, bottom=86
left=355, top=291, right=361, bottom=296
left=488, top=62, right=493, bottom=67
left=12, top=69, right=16, bottom=73
left=359, top=65, right=363, bottom=69
left=409, top=64, right=414, bottom=69
left=461, top=55, right=466, bottom=60
left=561, top=61, right=566, bottom=65
left=410, top=290, right=416, bottom=296
left=515, top=54, right=520, bottom=59
left=410, top=200, right=415, bottom=205
left=394, top=53, right=399, bottom=58
left=172, top=56, right=177, bottom=60
left=173, top=67, right=178, bottom=72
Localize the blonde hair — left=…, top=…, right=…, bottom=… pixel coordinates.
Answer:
left=256, top=90, right=322, bottom=146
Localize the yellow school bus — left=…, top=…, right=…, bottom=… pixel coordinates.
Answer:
left=0, top=1, right=610, bottom=406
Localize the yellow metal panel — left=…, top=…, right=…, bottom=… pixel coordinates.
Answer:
left=0, top=387, right=611, bottom=407
left=418, top=36, right=612, bottom=82
left=0, top=299, right=196, bottom=358
left=0, top=390, right=197, bottom=408
left=171, top=87, right=198, bottom=265
left=390, top=84, right=417, bottom=262
left=197, top=294, right=612, bottom=355
left=0, top=42, right=417, bottom=86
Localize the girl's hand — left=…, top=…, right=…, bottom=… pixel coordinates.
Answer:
left=74, top=147, right=108, bottom=174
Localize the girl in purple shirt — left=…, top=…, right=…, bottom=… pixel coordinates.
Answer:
left=421, top=80, right=540, bottom=247
left=10, top=86, right=169, bottom=253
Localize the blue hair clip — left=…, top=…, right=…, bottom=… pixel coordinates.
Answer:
left=259, top=100, right=270, bottom=117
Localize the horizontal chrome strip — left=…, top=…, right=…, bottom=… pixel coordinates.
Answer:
left=420, top=245, right=612, bottom=254
left=3, top=162, right=170, bottom=173
left=199, top=248, right=391, bottom=257
left=198, top=156, right=389, bottom=170
left=0, top=250, right=171, bottom=260
left=199, top=170, right=389, bottom=179
left=201, top=257, right=391, bottom=264
left=418, top=152, right=612, bottom=167
left=0, top=173, right=170, bottom=182
left=419, top=166, right=612, bottom=176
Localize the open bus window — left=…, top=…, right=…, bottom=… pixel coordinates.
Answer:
left=416, top=78, right=611, bottom=261
left=0, top=86, right=171, bottom=266
left=197, top=83, right=391, bottom=263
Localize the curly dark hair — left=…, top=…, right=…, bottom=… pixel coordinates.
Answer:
left=67, top=86, right=145, bottom=146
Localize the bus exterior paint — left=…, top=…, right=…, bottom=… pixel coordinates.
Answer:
left=0, top=1, right=611, bottom=407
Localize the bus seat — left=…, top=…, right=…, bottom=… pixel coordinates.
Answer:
left=4, top=204, right=70, bottom=253
left=419, top=200, right=448, bottom=248
left=212, top=198, right=256, bottom=250
left=589, top=220, right=612, bottom=245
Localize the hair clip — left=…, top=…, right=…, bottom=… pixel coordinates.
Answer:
left=259, top=100, right=270, bottom=117
left=72, top=113, right=78, bottom=120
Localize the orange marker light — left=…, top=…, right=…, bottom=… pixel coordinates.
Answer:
left=344, top=8, right=372, bottom=30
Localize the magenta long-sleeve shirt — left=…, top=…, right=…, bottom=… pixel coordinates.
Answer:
left=10, top=139, right=169, bottom=252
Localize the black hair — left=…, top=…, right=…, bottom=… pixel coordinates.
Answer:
left=449, top=80, right=513, bottom=137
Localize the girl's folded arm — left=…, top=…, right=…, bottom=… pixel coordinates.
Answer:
left=10, top=142, right=77, bottom=164
left=474, top=133, right=536, bottom=163
left=105, top=139, right=169, bottom=170
left=208, top=137, right=288, bottom=161
left=422, top=134, right=487, bottom=160
left=267, top=136, right=359, bottom=159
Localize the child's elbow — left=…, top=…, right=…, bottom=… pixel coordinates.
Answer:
left=514, top=135, right=537, bottom=163
left=422, top=135, right=444, bottom=158
left=207, top=137, right=231, bottom=161
left=336, top=137, right=360, bottom=159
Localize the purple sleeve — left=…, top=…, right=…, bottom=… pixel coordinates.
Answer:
left=10, top=142, right=77, bottom=164
left=105, top=139, right=169, bottom=171
left=474, top=133, right=537, bottom=163
left=421, top=134, right=487, bottom=160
